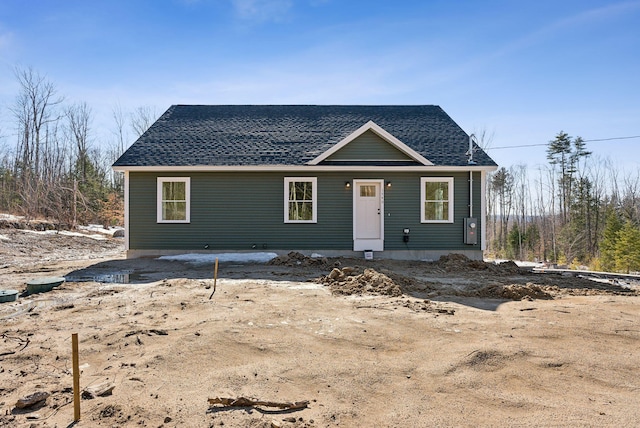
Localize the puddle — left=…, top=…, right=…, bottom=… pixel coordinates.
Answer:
left=65, top=270, right=144, bottom=284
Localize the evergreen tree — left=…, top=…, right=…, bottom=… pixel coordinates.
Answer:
left=491, top=167, right=514, bottom=254
left=546, top=132, right=591, bottom=224
left=599, top=209, right=622, bottom=271
left=614, top=220, right=640, bottom=274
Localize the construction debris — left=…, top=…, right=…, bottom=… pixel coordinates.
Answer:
left=15, top=391, right=49, bottom=409
left=208, top=396, right=309, bottom=410
left=82, top=381, right=115, bottom=399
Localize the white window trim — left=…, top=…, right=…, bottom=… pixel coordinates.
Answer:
left=420, top=177, right=454, bottom=223
left=284, top=177, right=317, bottom=223
left=157, top=177, right=191, bottom=223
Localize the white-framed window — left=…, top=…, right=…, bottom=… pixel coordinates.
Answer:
left=157, top=177, right=190, bottom=223
left=284, top=177, right=317, bottom=223
left=421, top=177, right=454, bottom=223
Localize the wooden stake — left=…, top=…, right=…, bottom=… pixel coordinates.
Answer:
left=72, top=333, right=80, bottom=421
left=214, top=257, right=219, bottom=292
left=209, top=258, right=219, bottom=300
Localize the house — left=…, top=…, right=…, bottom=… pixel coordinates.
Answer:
left=112, top=105, right=498, bottom=260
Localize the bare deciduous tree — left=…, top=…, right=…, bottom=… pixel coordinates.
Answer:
left=130, top=105, right=158, bottom=138
left=9, top=66, right=64, bottom=217
left=66, top=102, right=93, bottom=182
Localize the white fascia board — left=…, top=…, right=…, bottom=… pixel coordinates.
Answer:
left=307, top=120, right=434, bottom=166
left=123, top=170, right=130, bottom=251
left=113, top=165, right=498, bottom=173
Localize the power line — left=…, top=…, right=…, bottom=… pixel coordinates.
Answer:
left=583, top=135, right=640, bottom=142
left=487, top=135, right=640, bottom=150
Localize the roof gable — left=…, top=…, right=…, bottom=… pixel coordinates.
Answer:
left=308, top=121, right=433, bottom=166
left=323, top=130, right=414, bottom=162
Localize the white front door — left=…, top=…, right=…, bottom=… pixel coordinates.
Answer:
left=353, top=179, right=384, bottom=251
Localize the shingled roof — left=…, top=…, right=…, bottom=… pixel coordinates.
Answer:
left=112, top=105, right=497, bottom=168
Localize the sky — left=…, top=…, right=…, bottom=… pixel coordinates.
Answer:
left=0, top=0, right=639, bottom=172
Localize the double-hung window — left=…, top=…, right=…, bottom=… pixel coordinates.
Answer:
left=421, top=177, right=453, bottom=223
left=157, top=177, right=190, bottom=223
left=284, top=177, right=317, bottom=223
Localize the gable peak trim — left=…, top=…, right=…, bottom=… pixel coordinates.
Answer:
left=307, top=120, right=434, bottom=166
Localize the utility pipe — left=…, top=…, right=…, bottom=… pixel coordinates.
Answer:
left=469, top=170, right=473, bottom=218
left=468, top=134, right=475, bottom=218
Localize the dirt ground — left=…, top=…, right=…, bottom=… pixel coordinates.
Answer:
left=1, top=228, right=639, bottom=427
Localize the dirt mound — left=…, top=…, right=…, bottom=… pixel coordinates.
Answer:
left=490, top=260, right=522, bottom=274
left=474, top=282, right=554, bottom=300
left=433, top=254, right=522, bottom=275
left=268, top=251, right=331, bottom=267
left=319, top=267, right=403, bottom=297
left=436, top=253, right=473, bottom=269
left=378, top=269, right=422, bottom=289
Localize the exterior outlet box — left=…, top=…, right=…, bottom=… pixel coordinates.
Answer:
left=464, top=217, right=477, bottom=245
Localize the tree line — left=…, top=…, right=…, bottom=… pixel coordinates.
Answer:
left=486, top=132, right=640, bottom=273
left=0, top=67, right=156, bottom=227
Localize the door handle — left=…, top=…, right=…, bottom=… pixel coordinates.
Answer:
left=377, top=209, right=381, bottom=215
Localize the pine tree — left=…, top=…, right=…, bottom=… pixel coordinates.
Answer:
left=599, top=209, right=622, bottom=271
left=614, top=220, right=640, bottom=274
left=546, top=132, right=591, bottom=224
left=491, top=167, right=514, bottom=254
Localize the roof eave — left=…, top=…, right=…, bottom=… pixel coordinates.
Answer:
left=112, top=164, right=498, bottom=173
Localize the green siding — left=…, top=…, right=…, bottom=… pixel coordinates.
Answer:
left=326, top=130, right=413, bottom=161
left=381, top=171, right=482, bottom=251
left=128, top=171, right=483, bottom=252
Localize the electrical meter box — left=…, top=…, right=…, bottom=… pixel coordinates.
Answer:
left=464, top=217, right=477, bottom=245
